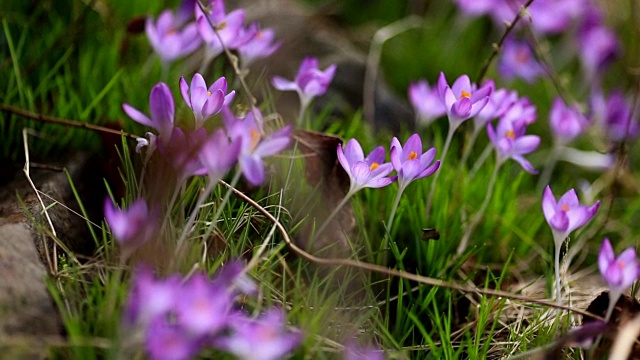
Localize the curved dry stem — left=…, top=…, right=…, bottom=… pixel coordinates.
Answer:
left=219, top=180, right=602, bottom=320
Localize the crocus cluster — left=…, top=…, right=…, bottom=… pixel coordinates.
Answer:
left=146, top=0, right=281, bottom=68
left=337, top=135, right=439, bottom=196
left=486, top=96, right=540, bottom=173
left=124, top=264, right=301, bottom=360
left=123, top=75, right=290, bottom=184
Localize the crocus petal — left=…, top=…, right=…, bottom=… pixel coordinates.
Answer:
left=512, top=155, right=538, bottom=174
left=402, top=134, right=422, bottom=160
left=437, top=72, right=448, bottom=101
left=390, top=146, right=402, bottom=171
left=451, top=75, right=472, bottom=98
left=337, top=144, right=352, bottom=178
left=513, top=135, right=541, bottom=154
left=344, top=139, right=365, bottom=163
left=240, top=154, right=265, bottom=186
left=452, top=97, right=472, bottom=118
left=598, top=238, right=615, bottom=276
left=558, top=189, right=580, bottom=209
left=365, top=146, right=386, bottom=165
left=271, top=76, right=299, bottom=92
left=123, top=104, right=153, bottom=128
left=542, top=186, right=558, bottom=222
left=550, top=210, right=569, bottom=232
left=418, top=160, right=441, bottom=178
left=149, top=83, right=175, bottom=136
left=179, top=76, right=191, bottom=107
left=351, top=161, right=373, bottom=189
left=202, top=89, right=225, bottom=118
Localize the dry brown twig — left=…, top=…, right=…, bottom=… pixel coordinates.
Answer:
left=219, top=179, right=602, bottom=320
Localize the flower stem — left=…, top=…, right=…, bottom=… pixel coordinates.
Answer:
left=537, top=143, right=562, bottom=191
left=469, top=143, right=493, bottom=178
left=554, top=241, right=562, bottom=304
left=379, top=186, right=405, bottom=264
left=604, top=290, right=621, bottom=322
left=456, top=159, right=501, bottom=255
left=458, top=127, right=481, bottom=172
left=425, top=124, right=457, bottom=219
left=313, top=190, right=356, bottom=241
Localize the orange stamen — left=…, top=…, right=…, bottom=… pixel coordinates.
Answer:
left=217, top=21, right=227, bottom=31
left=250, top=129, right=261, bottom=150
left=505, top=130, right=515, bottom=139
left=408, top=151, right=418, bottom=160
left=207, top=90, right=212, bottom=96
left=460, top=90, right=471, bottom=99
left=561, top=204, right=570, bottom=211
left=370, top=162, right=379, bottom=171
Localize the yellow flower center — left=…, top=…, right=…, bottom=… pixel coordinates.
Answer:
left=370, top=162, right=379, bottom=171
left=408, top=151, right=418, bottom=160
left=207, top=90, right=212, bottom=96
left=505, top=130, right=515, bottom=139
left=460, top=90, right=471, bottom=99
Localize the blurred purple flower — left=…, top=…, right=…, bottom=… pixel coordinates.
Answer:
left=599, top=238, right=640, bottom=298
left=344, top=340, right=384, bottom=360
left=272, top=57, right=337, bottom=117
left=179, top=73, right=235, bottom=127
left=549, top=97, right=590, bottom=143
left=454, top=0, right=495, bottom=17
left=474, top=85, right=519, bottom=132
left=501, top=96, right=537, bottom=126
left=590, top=90, right=639, bottom=142
left=196, top=0, right=247, bottom=60
left=146, top=10, right=202, bottom=64
left=408, top=79, right=447, bottom=126
left=124, top=266, right=181, bottom=326
left=104, top=198, right=157, bottom=256
left=175, top=273, right=233, bottom=336
left=390, top=134, right=440, bottom=191
left=146, top=318, right=200, bottom=360
left=222, top=107, right=291, bottom=186
left=578, top=7, right=620, bottom=79
left=157, top=127, right=209, bottom=179
left=198, top=128, right=242, bottom=182
left=215, top=309, right=302, bottom=360
left=525, top=0, right=585, bottom=35
left=437, top=72, right=492, bottom=127
left=542, top=185, right=600, bottom=246
left=337, top=139, right=395, bottom=193
left=123, top=82, right=175, bottom=139
left=498, top=38, right=544, bottom=84
left=487, top=113, right=540, bottom=173
left=237, top=23, right=282, bottom=68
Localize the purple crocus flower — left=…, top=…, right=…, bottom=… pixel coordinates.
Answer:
left=549, top=97, right=590, bottom=144
left=124, top=266, right=181, bottom=326
left=145, top=318, right=200, bottom=360
left=215, top=309, right=302, bottom=360
left=146, top=9, right=202, bottom=64
left=272, top=57, right=337, bottom=118
left=390, top=134, right=440, bottom=191
left=179, top=73, right=235, bottom=127
left=542, top=185, right=600, bottom=246
left=577, top=7, right=619, bottom=80
left=408, top=79, right=447, bottom=126
left=123, top=82, right=175, bottom=139
left=337, top=139, right=395, bottom=193
left=104, top=198, right=157, bottom=256
left=237, top=23, right=282, bottom=68
left=454, top=0, right=494, bottom=17
left=590, top=90, right=639, bottom=142
left=437, top=72, right=492, bottom=127
left=599, top=238, right=640, bottom=297
left=497, top=38, right=544, bottom=84
left=198, top=128, right=242, bottom=182
left=174, top=273, right=233, bottom=336
left=222, top=107, right=292, bottom=186
left=196, top=0, right=247, bottom=60
left=487, top=114, right=540, bottom=173
left=474, top=86, right=519, bottom=132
